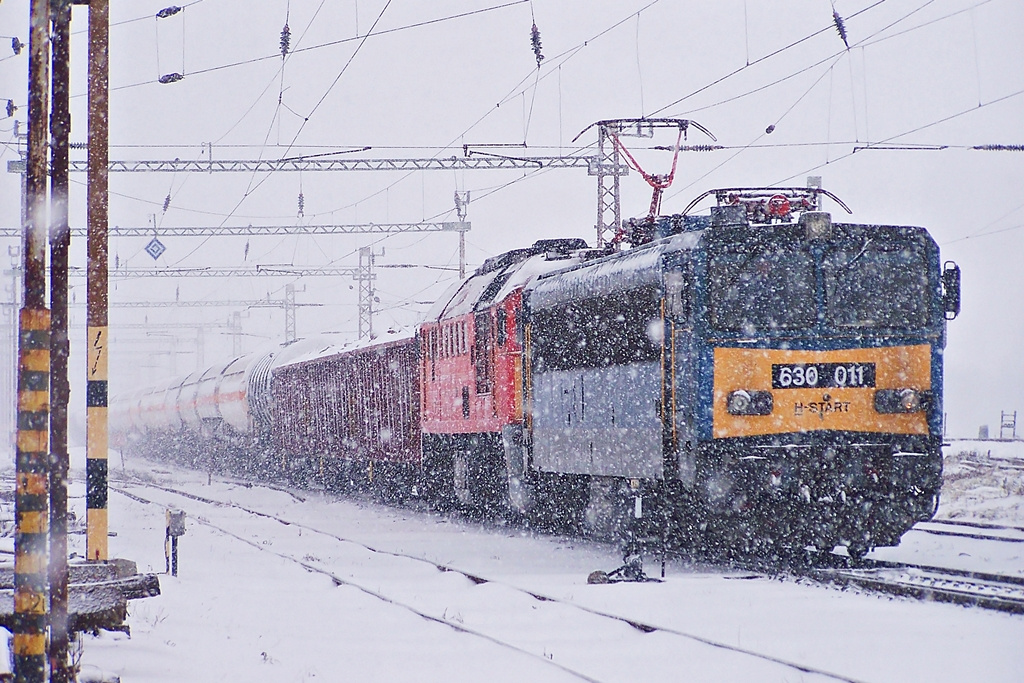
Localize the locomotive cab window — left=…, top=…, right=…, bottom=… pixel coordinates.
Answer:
left=496, top=307, right=507, bottom=346
left=824, top=241, right=930, bottom=328
left=474, top=311, right=493, bottom=393
left=709, top=247, right=816, bottom=332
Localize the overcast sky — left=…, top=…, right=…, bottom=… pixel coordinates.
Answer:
left=0, top=0, right=1021, bottom=438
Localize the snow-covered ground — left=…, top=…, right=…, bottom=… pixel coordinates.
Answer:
left=937, top=439, right=1024, bottom=525
left=869, top=439, right=1024, bottom=578
left=2, top=442, right=1022, bottom=682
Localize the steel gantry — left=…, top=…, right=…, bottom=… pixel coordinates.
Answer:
left=60, top=154, right=596, bottom=174
left=6, top=118, right=719, bottom=252
left=0, top=221, right=472, bottom=238
left=103, top=297, right=321, bottom=346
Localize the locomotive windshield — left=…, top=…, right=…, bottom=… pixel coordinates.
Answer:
left=708, top=238, right=932, bottom=333
left=708, top=247, right=817, bottom=332
left=823, top=241, right=930, bottom=328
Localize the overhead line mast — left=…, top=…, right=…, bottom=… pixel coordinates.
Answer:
left=48, top=1, right=72, bottom=679
left=14, top=0, right=51, bottom=681
left=86, top=0, right=110, bottom=568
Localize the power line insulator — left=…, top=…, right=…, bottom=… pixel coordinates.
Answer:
left=297, top=192, right=305, bottom=217
left=156, top=6, right=182, bottom=19
left=6, top=100, right=15, bottom=119
left=280, top=23, right=291, bottom=58
left=163, top=194, right=171, bottom=213
left=530, top=23, right=544, bottom=69
left=159, top=73, right=184, bottom=84
left=11, top=36, right=24, bottom=55
left=454, top=191, right=470, bottom=221
left=832, top=10, right=849, bottom=49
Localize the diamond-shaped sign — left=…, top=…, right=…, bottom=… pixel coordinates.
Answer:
left=145, top=237, right=166, bottom=260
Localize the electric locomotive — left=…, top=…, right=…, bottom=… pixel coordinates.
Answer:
left=524, top=188, right=960, bottom=558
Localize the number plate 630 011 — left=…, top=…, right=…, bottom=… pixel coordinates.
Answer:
left=771, top=363, right=876, bottom=388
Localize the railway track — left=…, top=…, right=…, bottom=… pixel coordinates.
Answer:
left=116, top=470, right=1024, bottom=618
left=111, top=474, right=871, bottom=683
left=907, top=519, right=1024, bottom=544
left=807, top=560, right=1024, bottom=615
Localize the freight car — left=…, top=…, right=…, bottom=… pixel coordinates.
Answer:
left=270, top=331, right=420, bottom=498
left=112, top=187, right=960, bottom=563
left=110, top=334, right=350, bottom=474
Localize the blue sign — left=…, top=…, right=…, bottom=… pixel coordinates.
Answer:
left=145, top=237, right=166, bottom=260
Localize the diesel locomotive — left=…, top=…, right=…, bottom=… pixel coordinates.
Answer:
left=111, top=186, right=960, bottom=561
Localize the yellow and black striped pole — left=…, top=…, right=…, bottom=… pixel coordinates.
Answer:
left=85, top=326, right=108, bottom=562
left=86, top=0, right=110, bottom=564
left=14, top=310, right=50, bottom=683
left=15, top=1, right=51, bottom=681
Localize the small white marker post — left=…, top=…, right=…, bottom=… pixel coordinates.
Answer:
left=165, top=509, right=186, bottom=576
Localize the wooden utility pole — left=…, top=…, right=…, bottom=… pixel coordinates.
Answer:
left=14, top=0, right=51, bottom=681
left=48, top=1, right=72, bottom=679
left=86, top=0, right=110, bottom=564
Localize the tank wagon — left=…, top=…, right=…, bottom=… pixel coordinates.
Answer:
left=112, top=187, right=960, bottom=561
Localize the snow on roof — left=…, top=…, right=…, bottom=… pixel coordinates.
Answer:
left=423, top=248, right=591, bottom=323
left=275, top=328, right=416, bottom=370
left=528, top=231, right=703, bottom=310
left=490, top=252, right=585, bottom=303
left=116, top=328, right=415, bottom=402
left=422, top=266, right=506, bottom=321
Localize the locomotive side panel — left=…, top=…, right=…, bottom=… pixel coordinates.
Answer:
left=532, top=362, right=662, bottom=478
left=529, top=245, right=669, bottom=479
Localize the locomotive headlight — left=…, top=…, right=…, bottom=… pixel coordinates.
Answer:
left=899, top=389, right=921, bottom=412
left=726, top=389, right=773, bottom=415
left=727, top=390, right=751, bottom=414
left=874, top=388, right=930, bottom=413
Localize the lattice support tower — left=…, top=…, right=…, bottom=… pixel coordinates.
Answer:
left=592, top=122, right=625, bottom=248
left=284, top=283, right=296, bottom=343
left=356, top=247, right=377, bottom=339
left=1001, top=411, right=1018, bottom=441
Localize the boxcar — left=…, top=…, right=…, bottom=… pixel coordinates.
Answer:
left=270, top=332, right=420, bottom=489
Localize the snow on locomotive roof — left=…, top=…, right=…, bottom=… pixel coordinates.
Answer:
left=490, top=250, right=587, bottom=305
left=529, top=231, right=702, bottom=310
left=423, top=265, right=506, bottom=321
left=424, top=238, right=590, bottom=321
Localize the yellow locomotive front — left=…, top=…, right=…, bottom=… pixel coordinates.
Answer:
left=713, top=345, right=931, bottom=440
